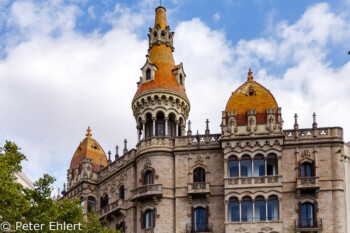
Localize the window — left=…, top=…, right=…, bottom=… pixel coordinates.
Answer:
left=141, top=209, right=155, bottom=229
left=116, top=221, right=125, bottom=233
left=300, top=162, right=314, bottom=177
left=145, top=115, right=153, bottom=138
left=228, top=156, right=239, bottom=177
left=193, top=167, right=206, bottom=183
left=87, top=196, right=96, bottom=212
left=193, top=207, right=207, bottom=231
left=254, top=154, right=265, bottom=176
left=229, top=195, right=279, bottom=223
left=228, top=197, right=239, bottom=222
left=241, top=196, right=253, bottom=222
left=119, top=185, right=125, bottom=200
left=168, top=115, right=176, bottom=137
left=100, top=194, right=108, bottom=209
left=267, top=153, right=278, bottom=175
left=156, top=113, right=165, bottom=136
left=179, top=74, right=183, bottom=85
left=254, top=196, right=266, bottom=221
left=143, top=170, right=153, bottom=185
left=300, top=202, right=315, bottom=228
left=241, top=155, right=252, bottom=177
left=146, top=69, right=151, bottom=80
left=267, top=195, right=279, bottom=221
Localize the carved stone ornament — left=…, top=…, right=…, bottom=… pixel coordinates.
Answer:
left=235, top=227, right=246, bottom=232
left=301, top=150, right=311, bottom=158
left=261, top=226, right=273, bottom=231
left=144, top=158, right=152, bottom=168
left=194, top=155, right=203, bottom=164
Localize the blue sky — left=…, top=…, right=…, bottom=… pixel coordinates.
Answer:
left=0, top=0, right=349, bottom=192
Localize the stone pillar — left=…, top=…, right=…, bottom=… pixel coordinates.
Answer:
left=175, top=120, right=179, bottom=136
left=264, top=158, right=267, bottom=176
left=152, top=117, right=156, bottom=136
left=239, top=201, right=242, bottom=222
left=142, top=120, right=146, bottom=139
left=165, top=117, right=168, bottom=136
left=252, top=200, right=255, bottom=222
left=225, top=200, right=229, bottom=222
left=224, top=159, right=228, bottom=178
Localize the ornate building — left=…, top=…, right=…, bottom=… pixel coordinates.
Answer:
left=63, top=6, right=347, bottom=233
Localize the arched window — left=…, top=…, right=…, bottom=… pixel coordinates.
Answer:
left=300, top=162, right=314, bottom=177
left=267, top=153, right=278, bottom=175
left=193, top=207, right=208, bottom=231
left=156, top=112, right=165, bottom=136
left=145, top=114, right=153, bottom=138
left=141, top=209, right=155, bottom=229
left=254, top=196, right=266, bottom=221
left=241, top=196, right=253, bottom=222
left=100, top=194, right=109, bottom=208
left=254, top=154, right=265, bottom=176
left=300, top=202, right=315, bottom=227
left=241, top=155, right=252, bottom=177
left=116, top=221, right=125, bottom=233
left=146, top=69, right=151, bottom=80
left=193, top=167, right=206, bottom=183
left=168, top=114, right=176, bottom=137
left=119, top=185, right=125, bottom=200
left=267, top=195, right=279, bottom=221
left=143, top=170, right=154, bottom=185
left=179, top=74, right=183, bottom=85
left=228, top=197, right=239, bottom=222
left=87, top=196, right=96, bottom=213
left=228, top=156, right=239, bottom=177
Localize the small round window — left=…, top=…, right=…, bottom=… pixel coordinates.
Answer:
left=249, top=91, right=254, bottom=96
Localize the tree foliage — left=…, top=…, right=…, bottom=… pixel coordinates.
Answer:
left=0, top=141, right=119, bottom=233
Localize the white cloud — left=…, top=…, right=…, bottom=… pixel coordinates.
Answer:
left=213, top=13, right=220, bottom=22
left=0, top=1, right=349, bottom=193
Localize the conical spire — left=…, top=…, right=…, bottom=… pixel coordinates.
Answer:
left=154, top=6, right=167, bottom=29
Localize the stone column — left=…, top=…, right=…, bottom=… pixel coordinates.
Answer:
left=239, top=201, right=242, bottom=222
left=175, top=120, right=179, bottom=136
left=224, top=159, right=228, bottom=178
left=264, top=158, right=267, bottom=176
left=225, top=200, right=229, bottom=222
left=142, top=120, right=146, bottom=139
left=252, top=200, right=255, bottom=222
left=152, top=117, right=156, bottom=136
left=165, top=117, right=168, bottom=136
left=238, top=159, right=241, bottom=177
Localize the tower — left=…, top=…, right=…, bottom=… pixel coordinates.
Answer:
left=132, top=6, right=190, bottom=143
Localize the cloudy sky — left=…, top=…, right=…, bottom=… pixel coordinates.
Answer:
left=0, top=0, right=349, bottom=192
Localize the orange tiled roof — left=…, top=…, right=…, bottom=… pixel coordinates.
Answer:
left=134, top=7, right=188, bottom=100
left=70, top=127, right=107, bottom=173
left=225, top=69, right=278, bottom=123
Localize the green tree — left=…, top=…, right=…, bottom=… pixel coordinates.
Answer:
left=0, top=141, right=120, bottom=233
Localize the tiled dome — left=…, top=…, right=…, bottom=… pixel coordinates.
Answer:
left=70, top=127, right=107, bottom=173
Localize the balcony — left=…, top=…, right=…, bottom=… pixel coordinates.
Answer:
left=295, top=219, right=322, bottom=232
left=131, top=184, right=163, bottom=202
left=98, top=199, right=126, bottom=218
left=296, top=177, right=320, bottom=198
left=224, top=175, right=282, bottom=188
left=186, top=223, right=213, bottom=233
left=188, top=182, right=210, bottom=196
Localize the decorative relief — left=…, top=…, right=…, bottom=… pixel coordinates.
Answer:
left=261, top=226, right=273, bottom=231
left=194, top=155, right=203, bottom=164
left=301, top=150, right=311, bottom=158
left=235, top=227, right=246, bottom=232
left=144, top=158, right=152, bottom=168
left=300, top=177, right=316, bottom=184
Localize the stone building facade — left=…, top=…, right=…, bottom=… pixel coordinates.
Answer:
left=62, top=6, right=347, bottom=233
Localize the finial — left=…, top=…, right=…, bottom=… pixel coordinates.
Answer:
left=57, top=188, right=61, bottom=198
left=247, top=68, right=254, bottom=81
left=205, top=119, right=210, bottom=135
left=123, top=139, right=128, bottom=154
left=312, top=112, right=317, bottom=129
left=63, top=183, right=66, bottom=192
left=115, top=145, right=119, bottom=160
left=86, top=126, right=92, bottom=138
left=294, top=113, right=299, bottom=130
left=187, top=120, right=192, bottom=136
left=108, top=150, right=111, bottom=162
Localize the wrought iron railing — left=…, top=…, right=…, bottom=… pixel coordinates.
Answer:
left=186, top=223, right=213, bottom=232
left=295, top=218, right=322, bottom=229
